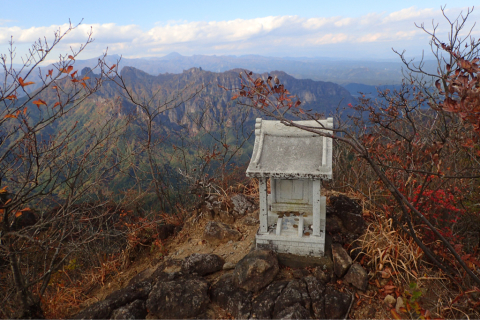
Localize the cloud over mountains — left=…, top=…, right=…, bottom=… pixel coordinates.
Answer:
left=1, top=6, right=478, bottom=61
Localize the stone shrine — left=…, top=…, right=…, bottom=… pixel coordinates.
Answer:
left=246, top=118, right=333, bottom=257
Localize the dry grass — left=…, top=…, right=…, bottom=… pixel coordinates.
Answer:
left=354, top=214, right=424, bottom=285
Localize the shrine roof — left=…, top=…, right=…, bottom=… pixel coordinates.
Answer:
left=246, top=118, right=333, bottom=180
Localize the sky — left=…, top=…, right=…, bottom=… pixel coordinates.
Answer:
left=1, top=0, right=479, bottom=64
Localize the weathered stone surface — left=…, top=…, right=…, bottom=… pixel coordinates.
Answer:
left=303, top=276, right=326, bottom=319
left=231, top=194, right=256, bottom=218
left=273, top=303, right=310, bottom=320
left=127, top=268, right=154, bottom=286
left=111, top=299, right=147, bottom=320
left=242, top=216, right=259, bottom=226
left=331, top=243, right=352, bottom=278
left=326, top=215, right=347, bottom=234
left=251, top=281, right=289, bottom=319
left=344, top=262, right=368, bottom=291
left=330, top=195, right=366, bottom=235
left=291, top=268, right=310, bottom=279
left=341, top=212, right=366, bottom=235
left=210, top=273, right=252, bottom=319
left=73, top=280, right=152, bottom=319
left=73, top=300, right=115, bottom=320
left=234, top=249, right=279, bottom=293
left=273, top=279, right=310, bottom=318
left=204, top=221, right=242, bottom=245
left=181, top=253, right=224, bottom=276
left=324, top=286, right=352, bottom=319
left=146, top=277, right=209, bottom=319
left=313, top=267, right=332, bottom=284
left=330, top=194, right=362, bottom=215
left=277, top=252, right=333, bottom=270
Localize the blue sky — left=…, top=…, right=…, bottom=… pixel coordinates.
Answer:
left=1, top=1, right=479, bottom=62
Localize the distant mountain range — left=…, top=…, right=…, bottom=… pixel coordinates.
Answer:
left=57, top=52, right=438, bottom=86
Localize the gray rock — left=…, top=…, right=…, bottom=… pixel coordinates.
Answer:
left=181, top=253, right=224, bottom=276
left=330, top=195, right=366, bottom=235
left=324, top=287, right=352, bottom=319
left=210, top=273, right=252, bottom=319
left=146, top=277, right=209, bottom=319
left=331, top=243, right=352, bottom=278
left=273, top=279, right=310, bottom=318
left=313, top=267, right=332, bottom=284
left=234, top=249, right=279, bottom=293
left=326, top=215, right=347, bottom=234
left=273, top=303, right=310, bottom=319
left=73, top=280, right=152, bottom=319
left=344, top=262, right=368, bottom=291
left=231, top=194, right=256, bottom=218
left=204, top=221, right=242, bottom=245
left=111, top=299, right=147, bottom=319
left=303, top=276, right=326, bottom=319
left=251, top=281, right=289, bottom=319
left=330, top=194, right=362, bottom=215
left=341, top=212, right=366, bottom=235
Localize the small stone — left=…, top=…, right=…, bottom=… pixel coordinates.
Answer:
left=344, top=262, right=368, bottom=291
left=395, top=296, right=405, bottom=313
left=384, top=294, right=396, bottom=306
left=223, top=262, right=236, bottom=270
left=331, top=243, right=352, bottom=278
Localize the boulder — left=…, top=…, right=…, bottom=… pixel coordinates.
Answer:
left=272, top=279, right=310, bottom=318
left=111, top=299, right=147, bottom=319
left=233, top=250, right=279, bottom=293
left=73, top=280, right=152, bottom=319
left=330, top=195, right=366, bottom=235
left=181, top=253, right=224, bottom=276
left=303, top=276, right=326, bottom=319
left=251, top=281, right=289, bottom=319
left=210, top=274, right=252, bottom=319
left=274, top=303, right=310, bottom=319
left=344, top=262, right=368, bottom=291
left=204, top=221, right=242, bottom=245
left=146, top=277, right=209, bottom=319
left=324, top=287, right=352, bottom=319
left=331, top=243, right=352, bottom=278
left=341, top=212, right=366, bottom=235
left=330, top=194, right=362, bottom=215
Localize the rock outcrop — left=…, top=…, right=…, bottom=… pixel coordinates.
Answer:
left=233, top=249, right=279, bottom=293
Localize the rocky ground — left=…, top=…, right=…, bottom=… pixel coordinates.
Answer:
left=72, top=192, right=396, bottom=319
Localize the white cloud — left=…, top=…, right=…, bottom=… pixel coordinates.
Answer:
left=1, top=6, right=479, bottom=61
